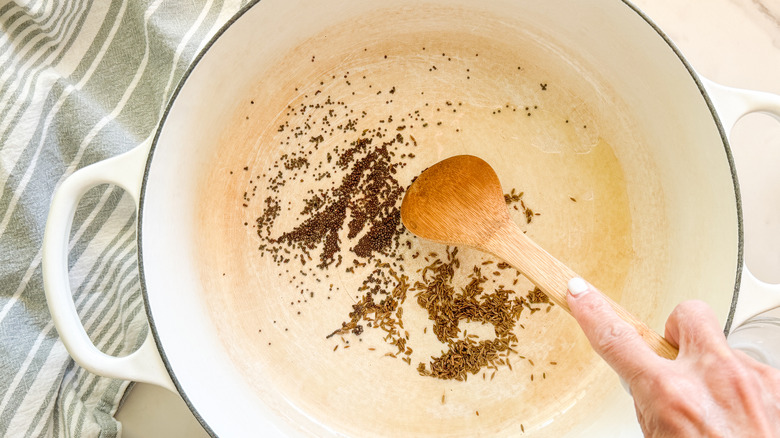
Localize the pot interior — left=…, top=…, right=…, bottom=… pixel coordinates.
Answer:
left=140, top=0, right=740, bottom=436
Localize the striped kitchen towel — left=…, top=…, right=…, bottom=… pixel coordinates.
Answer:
left=0, top=1, right=244, bottom=436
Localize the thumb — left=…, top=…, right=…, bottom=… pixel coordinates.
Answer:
left=566, top=277, right=659, bottom=381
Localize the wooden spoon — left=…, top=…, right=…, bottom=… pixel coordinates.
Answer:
left=401, top=155, right=678, bottom=360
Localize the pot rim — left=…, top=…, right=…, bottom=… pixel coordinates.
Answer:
left=136, top=0, right=743, bottom=435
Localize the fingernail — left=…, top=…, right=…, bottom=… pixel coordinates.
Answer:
left=568, top=277, right=590, bottom=297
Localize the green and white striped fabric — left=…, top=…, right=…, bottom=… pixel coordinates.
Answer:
left=0, top=1, right=245, bottom=436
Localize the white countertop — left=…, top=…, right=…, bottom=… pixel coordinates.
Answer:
left=116, top=0, right=780, bottom=435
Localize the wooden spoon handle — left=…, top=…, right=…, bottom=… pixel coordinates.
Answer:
left=487, top=222, right=679, bottom=360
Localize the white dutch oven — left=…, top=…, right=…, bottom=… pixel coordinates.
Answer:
left=43, top=0, right=780, bottom=436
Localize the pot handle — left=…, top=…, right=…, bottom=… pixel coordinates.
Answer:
left=42, top=142, right=176, bottom=392
left=701, top=77, right=780, bottom=330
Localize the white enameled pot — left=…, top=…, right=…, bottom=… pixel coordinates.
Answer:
left=43, top=0, right=780, bottom=436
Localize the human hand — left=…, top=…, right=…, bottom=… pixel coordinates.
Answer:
left=566, top=277, right=780, bottom=438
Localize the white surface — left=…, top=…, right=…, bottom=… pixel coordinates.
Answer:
left=43, top=142, right=176, bottom=392
left=116, top=0, right=780, bottom=436
left=702, top=80, right=780, bottom=327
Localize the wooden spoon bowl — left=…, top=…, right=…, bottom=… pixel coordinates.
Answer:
left=401, top=155, right=678, bottom=360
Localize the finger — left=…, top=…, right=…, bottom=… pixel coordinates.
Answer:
left=664, top=300, right=729, bottom=356
left=567, top=277, right=660, bottom=382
